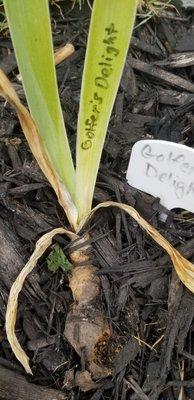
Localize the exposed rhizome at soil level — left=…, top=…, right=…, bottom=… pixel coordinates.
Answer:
left=1, top=1, right=194, bottom=399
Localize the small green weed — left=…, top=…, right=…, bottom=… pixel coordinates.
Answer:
left=47, top=243, right=72, bottom=274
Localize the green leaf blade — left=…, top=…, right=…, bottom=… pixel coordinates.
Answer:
left=3, top=0, right=75, bottom=198
left=75, top=0, right=137, bottom=222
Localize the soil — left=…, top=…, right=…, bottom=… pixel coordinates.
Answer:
left=1, top=1, right=194, bottom=399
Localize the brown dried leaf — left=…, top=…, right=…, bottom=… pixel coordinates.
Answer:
left=0, top=69, right=77, bottom=230
left=54, top=43, right=74, bottom=65
left=6, top=227, right=77, bottom=374
left=81, top=201, right=194, bottom=293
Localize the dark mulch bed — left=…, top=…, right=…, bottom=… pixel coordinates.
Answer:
left=1, top=1, right=194, bottom=399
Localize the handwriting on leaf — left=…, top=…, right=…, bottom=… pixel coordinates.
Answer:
left=81, top=23, right=119, bottom=150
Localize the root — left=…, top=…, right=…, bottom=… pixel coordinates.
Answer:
left=64, top=239, right=112, bottom=379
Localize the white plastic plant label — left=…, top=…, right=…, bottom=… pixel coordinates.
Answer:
left=179, top=0, right=194, bottom=9
left=127, top=140, right=194, bottom=213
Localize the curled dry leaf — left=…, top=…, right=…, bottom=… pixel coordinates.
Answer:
left=6, top=199, right=194, bottom=377
left=80, top=201, right=194, bottom=293
left=6, top=227, right=77, bottom=374
left=0, top=69, right=77, bottom=230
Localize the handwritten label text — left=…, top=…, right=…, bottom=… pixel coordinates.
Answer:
left=127, top=140, right=194, bottom=213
